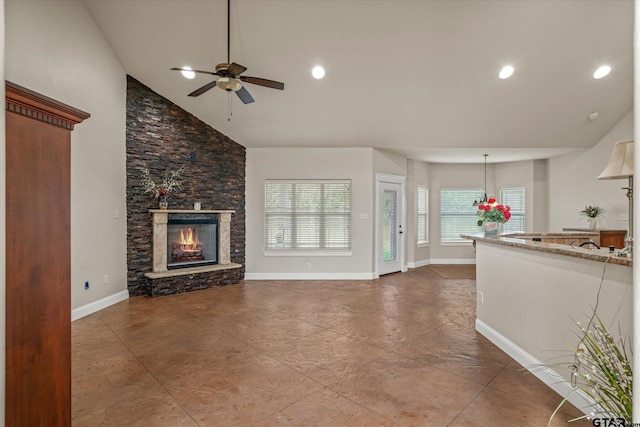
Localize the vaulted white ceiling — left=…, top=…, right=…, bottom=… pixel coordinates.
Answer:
left=83, top=0, right=633, bottom=163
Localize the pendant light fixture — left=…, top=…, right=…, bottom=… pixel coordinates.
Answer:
left=472, top=154, right=489, bottom=206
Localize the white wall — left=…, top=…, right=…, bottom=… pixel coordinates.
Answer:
left=532, top=160, right=548, bottom=232
left=5, top=0, right=128, bottom=310
left=246, top=147, right=376, bottom=279
left=407, top=159, right=430, bottom=267
left=548, top=111, right=634, bottom=232
left=1, top=1, right=6, bottom=423
left=494, top=159, right=548, bottom=232
left=372, top=149, right=407, bottom=176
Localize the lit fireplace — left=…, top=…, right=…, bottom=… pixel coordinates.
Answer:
left=172, top=227, right=204, bottom=262
left=167, top=214, right=218, bottom=269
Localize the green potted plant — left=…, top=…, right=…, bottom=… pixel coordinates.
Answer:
left=580, top=205, right=605, bottom=230
left=549, top=315, right=631, bottom=426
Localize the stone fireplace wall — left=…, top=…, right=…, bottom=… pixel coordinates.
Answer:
left=126, top=76, right=245, bottom=296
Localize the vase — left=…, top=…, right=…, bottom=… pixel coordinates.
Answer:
left=587, top=217, right=596, bottom=230
left=159, top=199, right=168, bottom=210
left=483, top=221, right=500, bottom=236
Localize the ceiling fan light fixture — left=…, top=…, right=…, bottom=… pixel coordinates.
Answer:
left=180, top=66, right=196, bottom=79
left=216, top=77, right=242, bottom=92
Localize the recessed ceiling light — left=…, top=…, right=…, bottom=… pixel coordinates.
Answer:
left=593, top=65, right=611, bottom=79
left=498, top=65, right=514, bottom=79
left=311, top=65, right=325, bottom=79
left=180, top=66, right=196, bottom=80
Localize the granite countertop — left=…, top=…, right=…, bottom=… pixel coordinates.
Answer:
left=461, top=233, right=632, bottom=267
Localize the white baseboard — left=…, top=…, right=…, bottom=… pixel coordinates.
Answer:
left=72, top=290, right=129, bottom=321
left=429, top=258, right=476, bottom=265
left=407, top=259, right=431, bottom=268
left=475, top=319, right=593, bottom=415
left=244, top=272, right=376, bottom=280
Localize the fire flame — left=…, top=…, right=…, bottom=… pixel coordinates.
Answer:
left=180, top=227, right=200, bottom=249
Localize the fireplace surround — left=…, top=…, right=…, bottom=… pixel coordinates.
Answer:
left=145, top=209, right=242, bottom=289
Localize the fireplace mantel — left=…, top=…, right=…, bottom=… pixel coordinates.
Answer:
left=145, top=209, right=241, bottom=279
left=148, top=209, right=236, bottom=214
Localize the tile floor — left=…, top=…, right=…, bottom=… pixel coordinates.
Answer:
left=72, top=266, right=590, bottom=426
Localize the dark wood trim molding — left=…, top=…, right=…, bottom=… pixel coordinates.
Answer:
left=6, top=80, right=90, bottom=130
left=6, top=81, right=89, bottom=426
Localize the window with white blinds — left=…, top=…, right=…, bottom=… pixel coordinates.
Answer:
left=265, top=180, right=351, bottom=250
left=416, top=186, right=429, bottom=245
left=500, top=187, right=525, bottom=234
left=440, top=189, right=484, bottom=241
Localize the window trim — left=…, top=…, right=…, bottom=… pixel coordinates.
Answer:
left=264, top=179, right=352, bottom=254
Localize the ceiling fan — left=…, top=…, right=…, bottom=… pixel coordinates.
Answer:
left=171, top=0, right=284, bottom=104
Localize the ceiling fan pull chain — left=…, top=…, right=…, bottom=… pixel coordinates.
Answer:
left=228, top=91, right=232, bottom=121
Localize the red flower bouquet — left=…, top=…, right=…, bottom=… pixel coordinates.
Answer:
left=476, top=197, right=511, bottom=226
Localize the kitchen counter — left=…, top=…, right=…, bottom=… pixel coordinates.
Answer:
left=464, top=231, right=632, bottom=415
left=461, top=232, right=631, bottom=266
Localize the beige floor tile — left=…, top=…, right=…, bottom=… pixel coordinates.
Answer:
left=327, top=353, right=485, bottom=426
left=329, top=311, right=430, bottom=350
left=72, top=393, right=197, bottom=427
left=263, top=329, right=390, bottom=385
left=72, top=266, right=587, bottom=426
left=72, top=315, right=130, bottom=367
left=260, top=388, right=396, bottom=427
left=72, top=352, right=166, bottom=419
left=449, top=384, right=592, bottom=427
left=395, top=325, right=512, bottom=386
left=165, top=353, right=323, bottom=426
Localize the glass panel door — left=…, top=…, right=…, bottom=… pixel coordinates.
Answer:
left=383, top=189, right=398, bottom=262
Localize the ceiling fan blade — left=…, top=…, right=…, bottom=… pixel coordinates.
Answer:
left=227, top=62, right=248, bottom=77
left=188, top=81, right=218, bottom=97
left=171, top=67, right=219, bottom=76
left=240, top=76, right=285, bottom=90
left=235, top=86, right=255, bottom=104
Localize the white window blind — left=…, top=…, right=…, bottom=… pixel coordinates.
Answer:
left=265, top=180, right=351, bottom=250
left=416, top=186, right=429, bottom=245
left=440, top=189, right=484, bottom=241
left=500, top=187, right=525, bottom=234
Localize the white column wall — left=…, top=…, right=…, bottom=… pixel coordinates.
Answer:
left=407, top=159, right=430, bottom=267
left=5, top=0, right=128, bottom=310
left=1, top=0, right=6, bottom=422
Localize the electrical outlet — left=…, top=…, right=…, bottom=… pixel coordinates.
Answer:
left=479, top=292, right=484, bottom=304
left=84, top=281, right=90, bottom=290
left=103, top=275, right=109, bottom=285
left=307, top=262, right=312, bottom=269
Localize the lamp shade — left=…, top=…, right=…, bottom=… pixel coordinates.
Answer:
left=597, top=140, right=634, bottom=179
